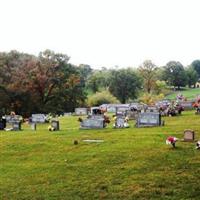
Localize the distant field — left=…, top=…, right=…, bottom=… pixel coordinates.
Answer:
left=0, top=111, right=200, bottom=200
left=165, top=88, right=200, bottom=100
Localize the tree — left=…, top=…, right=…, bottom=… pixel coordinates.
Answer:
left=162, top=61, right=187, bottom=89
left=108, top=68, right=142, bottom=103
left=191, top=60, right=200, bottom=78
left=87, top=69, right=111, bottom=93
left=185, top=66, right=198, bottom=88
left=138, top=60, right=158, bottom=93
left=0, top=50, right=87, bottom=115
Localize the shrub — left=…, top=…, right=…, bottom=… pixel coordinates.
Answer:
left=139, top=93, right=164, bottom=105
left=87, top=90, right=119, bottom=106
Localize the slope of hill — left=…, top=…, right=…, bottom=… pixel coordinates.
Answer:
left=165, top=88, right=200, bottom=100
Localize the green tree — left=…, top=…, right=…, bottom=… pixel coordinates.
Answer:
left=162, top=61, right=187, bottom=89
left=191, top=60, right=200, bottom=78
left=87, top=69, right=111, bottom=93
left=108, top=68, right=142, bottom=103
left=185, top=66, right=198, bottom=88
left=138, top=60, right=158, bottom=93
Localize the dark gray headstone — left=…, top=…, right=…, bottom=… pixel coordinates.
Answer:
left=136, top=112, right=163, bottom=127
left=80, top=118, right=104, bottom=129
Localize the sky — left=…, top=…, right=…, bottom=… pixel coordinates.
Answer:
left=0, top=0, right=200, bottom=68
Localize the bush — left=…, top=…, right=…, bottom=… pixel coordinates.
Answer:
left=87, top=91, right=119, bottom=106
left=139, top=93, right=164, bottom=105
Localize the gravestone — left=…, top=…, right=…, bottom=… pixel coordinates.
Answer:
left=51, top=120, right=60, bottom=131
left=75, top=108, right=88, bottom=116
left=180, top=101, right=195, bottom=110
left=125, top=110, right=138, bottom=120
left=116, top=116, right=125, bottom=127
left=184, top=129, right=195, bottom=141
left=107, top=106, right=117, bottom=113
left=80, top=118, right=104, bottom=129
left=146, top=106, right=159, bottom=113
left=5, top=115, right=22, bottom=131
left=5, top=115, right=22, bottom=123
left=136, top=112, right=163, bottom=127
left=12, top=122, right=21, bottom=131
left=31, top=114, right=46, bottom=123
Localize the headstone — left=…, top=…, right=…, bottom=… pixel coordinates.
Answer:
left=12, top=122, right=21, bottom=131
left=31, top=114, right=46, bottom=123
left=75, top=108, right=88, bottom=116
left=5, top=115, right=22, bottom=131
left=80, top=118, right=104, bottom=129
left=107, top=106, right=117, bottom=113
left=184, top=129, right=195, bottom=141
left=180, top=101, right=195, bottom=110
left=125, top=110, right=138, bottom=120
left=51, top=120, right=60, bottom=131
left=5, top=115, right=22, bottom=123
left=146, top=106, right=159, bottom=113
left=116, top=116, right=125, bottom=128
left=136, top=112, right=163, bottom=127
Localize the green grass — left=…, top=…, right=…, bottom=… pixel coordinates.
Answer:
left=165, top=88, right=200, bottom=100
left=0, top=111, right=200, bottom=200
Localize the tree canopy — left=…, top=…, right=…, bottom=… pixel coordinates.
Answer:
left=162, top=61, right=187, bottom=89
left=108, top=68, right=142, bottom=103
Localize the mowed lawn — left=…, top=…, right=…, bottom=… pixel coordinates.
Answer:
left=0, top=112, right=200, bottom=200
left=166, top=88, right=200, bottom=100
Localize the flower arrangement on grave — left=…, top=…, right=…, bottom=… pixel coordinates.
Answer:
left=196, top=141, right=200, bottom=149
left=48, top=125, right=55, bottom=131
left=166, top=136, right=179, bottom=148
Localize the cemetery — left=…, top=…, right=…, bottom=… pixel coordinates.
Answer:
left=0, top=109, right=200, bottom=199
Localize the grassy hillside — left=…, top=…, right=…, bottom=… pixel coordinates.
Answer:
left=165, top=88, right=200, bottom=100
left=0, top=111, right=200, bottom=200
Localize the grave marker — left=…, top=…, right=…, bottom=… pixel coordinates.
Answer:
left=184, top=129, right=195, bottom=141
left=75, top=108, right=88, bottom=116
left=31, top=114, right=46, bottom=123
left=51, top=120, right=60, bottom=131
left=80, top=118, right=104, bottom=129
left=136, top=112, right=163, bottom=127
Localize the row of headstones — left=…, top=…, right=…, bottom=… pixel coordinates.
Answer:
left=3, top=120, right=60, bottom=131
left=80, top=112, right=164, bottom=129
left=0, top=114, right=60, bottom=131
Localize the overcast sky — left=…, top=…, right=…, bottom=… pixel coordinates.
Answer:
left=0, top=0, right=200, bottom=68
